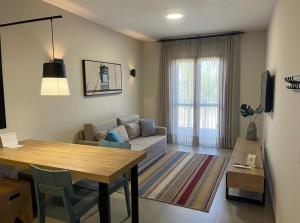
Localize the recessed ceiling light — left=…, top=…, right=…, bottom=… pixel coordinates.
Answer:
left=166, top=13, right=183, bottom=20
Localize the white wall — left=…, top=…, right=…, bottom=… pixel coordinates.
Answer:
left=140, top=42, right=161, bottom=119
left=0, top=0, right=142, bottom=142
left=266, top=0, right=300, bottom=222
left=141, top=32, right=267, bottom=139
left=240, top=32, right=267, bottom=140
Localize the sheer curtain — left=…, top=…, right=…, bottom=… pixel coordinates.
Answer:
left=158, top=35, right=240, bottom=148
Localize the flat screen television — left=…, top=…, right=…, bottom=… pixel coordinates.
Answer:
left=0, top=39, right=6, bottom=129
left=260, top=70, right=274, bottom=113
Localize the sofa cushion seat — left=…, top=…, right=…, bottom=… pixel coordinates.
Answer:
left=129, top=135, right=165, bottom=151
left=130, top=135, right=167, bottom=172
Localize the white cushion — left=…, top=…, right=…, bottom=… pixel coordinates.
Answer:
left=113, top=125, right=129, bottom=142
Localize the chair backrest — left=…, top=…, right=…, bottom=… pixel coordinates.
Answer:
left=99, top=139, right=131, bottom=149
left=30, top=165, right=74, bottom=196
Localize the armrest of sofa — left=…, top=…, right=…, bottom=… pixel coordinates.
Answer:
left=77, top=140, right=99, bottom=146
left=155, top=126, right=167, bottom=135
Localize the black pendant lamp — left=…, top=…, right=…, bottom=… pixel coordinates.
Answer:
left=41, top=19, right=69, bottom=96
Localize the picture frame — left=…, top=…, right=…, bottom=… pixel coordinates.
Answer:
left=247, top=154, right=256, bottom=167
left=82, top=60, right=122, bottom=96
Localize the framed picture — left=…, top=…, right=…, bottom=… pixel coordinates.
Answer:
left=82, top=60, right=122, bottom=96
left=0, top=39, right=6, bottom=129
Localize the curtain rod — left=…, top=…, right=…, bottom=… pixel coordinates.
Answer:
left=0, top=15, right=63, bottom=28
left=158, top=31, right=244, bottom=42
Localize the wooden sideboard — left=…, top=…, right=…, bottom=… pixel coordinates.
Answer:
left=226, top=138, right=265, bottom=205
left=0, top=178, right=33, bottom=223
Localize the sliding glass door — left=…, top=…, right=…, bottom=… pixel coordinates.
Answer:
left=170, top=57, right=223, bottom=147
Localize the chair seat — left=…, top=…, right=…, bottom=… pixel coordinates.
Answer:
left=45, top=184, right=98, bottom=220
left=75, top=176, right=126, bottom=194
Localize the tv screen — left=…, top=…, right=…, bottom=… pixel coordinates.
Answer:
left=0, top=39, right=6, bottom=129
left=260, top=70, right=274, bottom=113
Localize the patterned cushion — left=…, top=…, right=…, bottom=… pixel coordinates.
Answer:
left=125, top=121, right=141, bottom=140
left=140, top=119, right=156, bottom=137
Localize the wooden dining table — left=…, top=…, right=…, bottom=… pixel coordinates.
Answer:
left=0, top=139, right=146, bottom=223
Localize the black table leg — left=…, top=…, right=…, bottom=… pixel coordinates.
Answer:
left=99, top=182, right=111, bottom=223
left=131, top=165, right=139, bottom=223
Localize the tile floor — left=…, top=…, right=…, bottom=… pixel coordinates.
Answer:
left=36, top=144, right=275, bottom=223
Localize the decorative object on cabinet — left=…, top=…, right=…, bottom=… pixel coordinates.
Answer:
left=82, top=60, right=122, bottom=96
left=240, top=104, right=263, bottom=141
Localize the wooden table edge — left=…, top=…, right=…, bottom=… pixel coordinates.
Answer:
left=0, top=141, right=147, bottom=184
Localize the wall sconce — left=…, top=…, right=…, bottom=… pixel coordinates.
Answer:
left=130, top=69, right=136, bottom=77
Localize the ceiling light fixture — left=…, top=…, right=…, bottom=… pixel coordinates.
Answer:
left=166, top=13, right=183, bottom=20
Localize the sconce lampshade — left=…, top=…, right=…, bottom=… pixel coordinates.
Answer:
left=41, top=59, right=70, bottom=96
left=130, top=69, right=136, bottom=77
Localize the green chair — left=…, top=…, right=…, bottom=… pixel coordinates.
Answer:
left=30, top=165, right=99, bottom=223
left=74, top=140, right=131, bottom=216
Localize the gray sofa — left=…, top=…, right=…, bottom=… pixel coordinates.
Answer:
left=75, top=114, right=167, bottom=173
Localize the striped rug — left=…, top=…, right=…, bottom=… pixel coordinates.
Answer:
left=138, top=151, right=229, bottom=212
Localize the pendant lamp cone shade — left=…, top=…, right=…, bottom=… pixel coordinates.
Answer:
left=41, top=18, right=70, bottom=96
left=41, top=60, right=70, bottom=96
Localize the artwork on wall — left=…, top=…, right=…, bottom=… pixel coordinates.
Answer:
left=0, top=38, right=6, bottom=129
left=82, top=60, right=122, bottom=96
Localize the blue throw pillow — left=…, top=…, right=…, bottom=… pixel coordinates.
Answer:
left=106, top=129, right=124, bottom=143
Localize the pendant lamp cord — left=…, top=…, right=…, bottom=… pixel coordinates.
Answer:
left=50, top=19, right=55, bottom=60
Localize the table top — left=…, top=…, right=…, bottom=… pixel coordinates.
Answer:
left=227, top=138, right=264, bottom=177
left=0, top=139, right=146, bottom=184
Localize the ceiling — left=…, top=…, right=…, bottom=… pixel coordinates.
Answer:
left=43, top=0, right=276, bottom=42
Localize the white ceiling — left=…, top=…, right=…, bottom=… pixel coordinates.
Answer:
left=43, top=0, right=276, bottom=42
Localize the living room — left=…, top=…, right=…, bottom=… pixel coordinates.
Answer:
left=0, top=0, right=298, bottom=223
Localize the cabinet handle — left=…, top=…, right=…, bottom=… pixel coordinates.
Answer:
left=9, top=193, right=20, bottom=201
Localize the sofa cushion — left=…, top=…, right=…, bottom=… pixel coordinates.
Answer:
left=95, top=130, right=108, bottom=141
left=130, top=135, right=166, bottom=151
left=130, top=135, right=167, bottom=173
left=84, top=124, right=95, bottom=141
left=125, top=121, right=141, bottom=140
left=106, top=129, right=124, bottom=143
left=84, top=119, right=117, bottom=141
left=117, top=114, right=139, bottom=125
left=117, top=114, right=141, bottom=139
left=140, top=119, right=156, bottom=137
left=112, top=125, right=129, bottom=142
